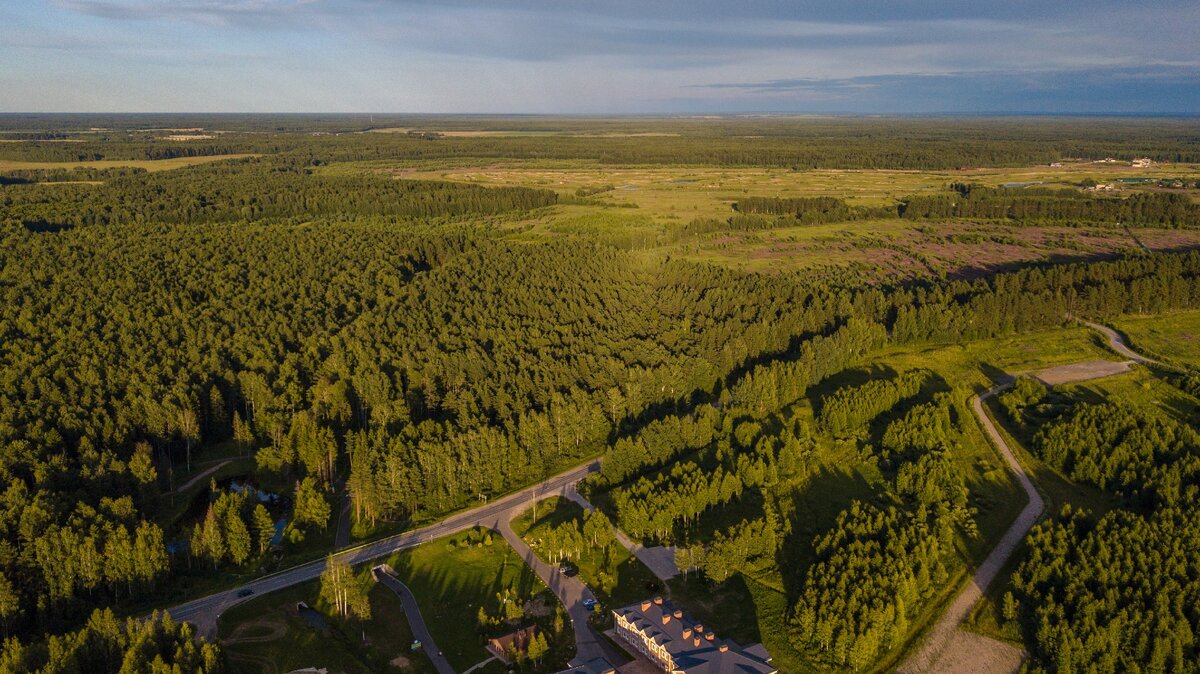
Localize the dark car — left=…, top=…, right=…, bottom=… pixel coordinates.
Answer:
left=559, top=564, right=578, bottom=577
left=236, top=588, right=254, bottom=598
left=582, top=598, right=598, bottom=611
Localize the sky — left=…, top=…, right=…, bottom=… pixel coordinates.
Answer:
left=1, top=0, right=1198, bottom=114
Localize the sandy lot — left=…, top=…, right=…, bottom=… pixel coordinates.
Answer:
left=1033, top=359, right=1132, bottom=386
left=925, top=629, right=1025, bottom=674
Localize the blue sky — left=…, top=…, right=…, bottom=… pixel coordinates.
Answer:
left=2, top=0, right=1198, bottom=113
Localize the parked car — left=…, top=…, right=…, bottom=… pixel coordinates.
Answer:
left=559, top=563, right=578, bottom=577
left=582, top=598, right=598, bottom=611
left=236, top=588, right=254, bottom=598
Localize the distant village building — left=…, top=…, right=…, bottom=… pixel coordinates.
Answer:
left=611, top=597, right=776, bottom=674
left=1132, top=157, right=1153, bottom=168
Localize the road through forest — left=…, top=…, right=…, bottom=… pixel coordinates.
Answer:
left=168, top=321, right=1155, bottom=670
left=165, top=461, right=599, bottom=639
left=900, top=320, right=1156, bottom=673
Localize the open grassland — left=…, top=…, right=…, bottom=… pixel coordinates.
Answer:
left=327, top=159, right=1200, bottom=280
left=218, top=573, right=436, bottom=674
left=0, top=153, right=259, bottom=172
left=1114, top=310, right=1200, bottom=366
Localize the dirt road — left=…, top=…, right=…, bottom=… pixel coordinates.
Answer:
left=898, top=380, right=1044, bottom=673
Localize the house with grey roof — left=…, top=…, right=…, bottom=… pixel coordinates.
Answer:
left=611, top=597, right=776, bottom=674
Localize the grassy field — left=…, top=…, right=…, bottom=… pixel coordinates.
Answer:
left=0, top=153, right=258, bottom=172
left=510, top=496, right=662, bottom=609
left=218, top=570, right=437, bottom=674
left=321, top=159, right=1200, bottom=280
left=1114, top=310, right=1200, bottom=366
left=380, top=528, right=567, bottom=672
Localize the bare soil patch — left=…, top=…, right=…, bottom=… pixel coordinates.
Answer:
left=924, top=629, right=1025, bottom=674
left=1034, top=360, right=1132, bottom=386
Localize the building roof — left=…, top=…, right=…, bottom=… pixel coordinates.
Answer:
left=613, top=598, right=776, bottom=674
left=487, top=625, right=538, bottom=663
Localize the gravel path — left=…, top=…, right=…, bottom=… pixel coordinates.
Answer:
left=898, top=380, right=1044, bottom=674
left=1082, top=320, right=1160, bottom=364
left=172, top=458, right=233, bottom=494
left=563, top=485, right=679, bottom=581
left=902, top=320, right=1156, bottom=673
left=372, top=565, right=456, bottom=674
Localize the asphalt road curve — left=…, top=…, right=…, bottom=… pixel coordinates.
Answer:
left=165, top=460, right=600, bottom=639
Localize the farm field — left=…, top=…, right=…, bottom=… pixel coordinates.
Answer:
left=347, top=160, right=1200, bottom=280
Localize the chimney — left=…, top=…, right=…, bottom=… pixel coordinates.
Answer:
left=653, top=596, right=664, bottom=606
left=641, top=600, right=652, bottom=612
left=682, top=628, right=693, bottom=640
left=693, top=637, right=701, bottom=647
left=718, top=643, right=729, bottom=653
left=673, top=609, right=683, bottom=620
left=662, top=614, right=671, bottom=625
left=693, top=624, right=703, bottom=634
left=705, top=631, right=715, bottom=641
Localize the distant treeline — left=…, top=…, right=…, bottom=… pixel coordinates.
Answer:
left=5, top=116, right=1200, bottom=168
left=901, top=183, right=1200, bottom=227
left=0, top=166, right=147, bottom=184
left=734, top=196, right=893, bottom=224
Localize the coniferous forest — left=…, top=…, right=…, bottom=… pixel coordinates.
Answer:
left=1, top=114, right=1200, bottom=673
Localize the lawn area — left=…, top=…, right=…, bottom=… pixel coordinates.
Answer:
left=218, top=570, right=437, bottom=674
left=380, top=527, right=571, bottom=672
left=1114, top=309, right=1200, bottom=366
left=510, top=496, right=662, bottom=610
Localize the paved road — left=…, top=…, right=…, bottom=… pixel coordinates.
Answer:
left=898, top=380, right=1044, bottom=673
left=564, top=485, right=679, bottom=581
left=1081, top=319, right=1159, bottom=365
left=334, top=484, right=352, bottom=549
left=373, top=565, right=455, bottom=674
left=491, top=504, right=626, bottom=668
left=165, top=460, right=600, bottom=639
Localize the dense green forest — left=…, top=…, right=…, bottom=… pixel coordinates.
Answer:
left=2, top=116, right=1200, bottom=673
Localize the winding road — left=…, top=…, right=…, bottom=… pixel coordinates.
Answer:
left=898, top=379, right=1043, bottom=673
left=165, top=460, right=600, bottom=640
left=1081, top=319, right=1159, bottom=365
left=900, top=320, right=1154, bottom=673
left=372, top=565, right=455, bottom=674
left=492, top=509, right=626, bottom=667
